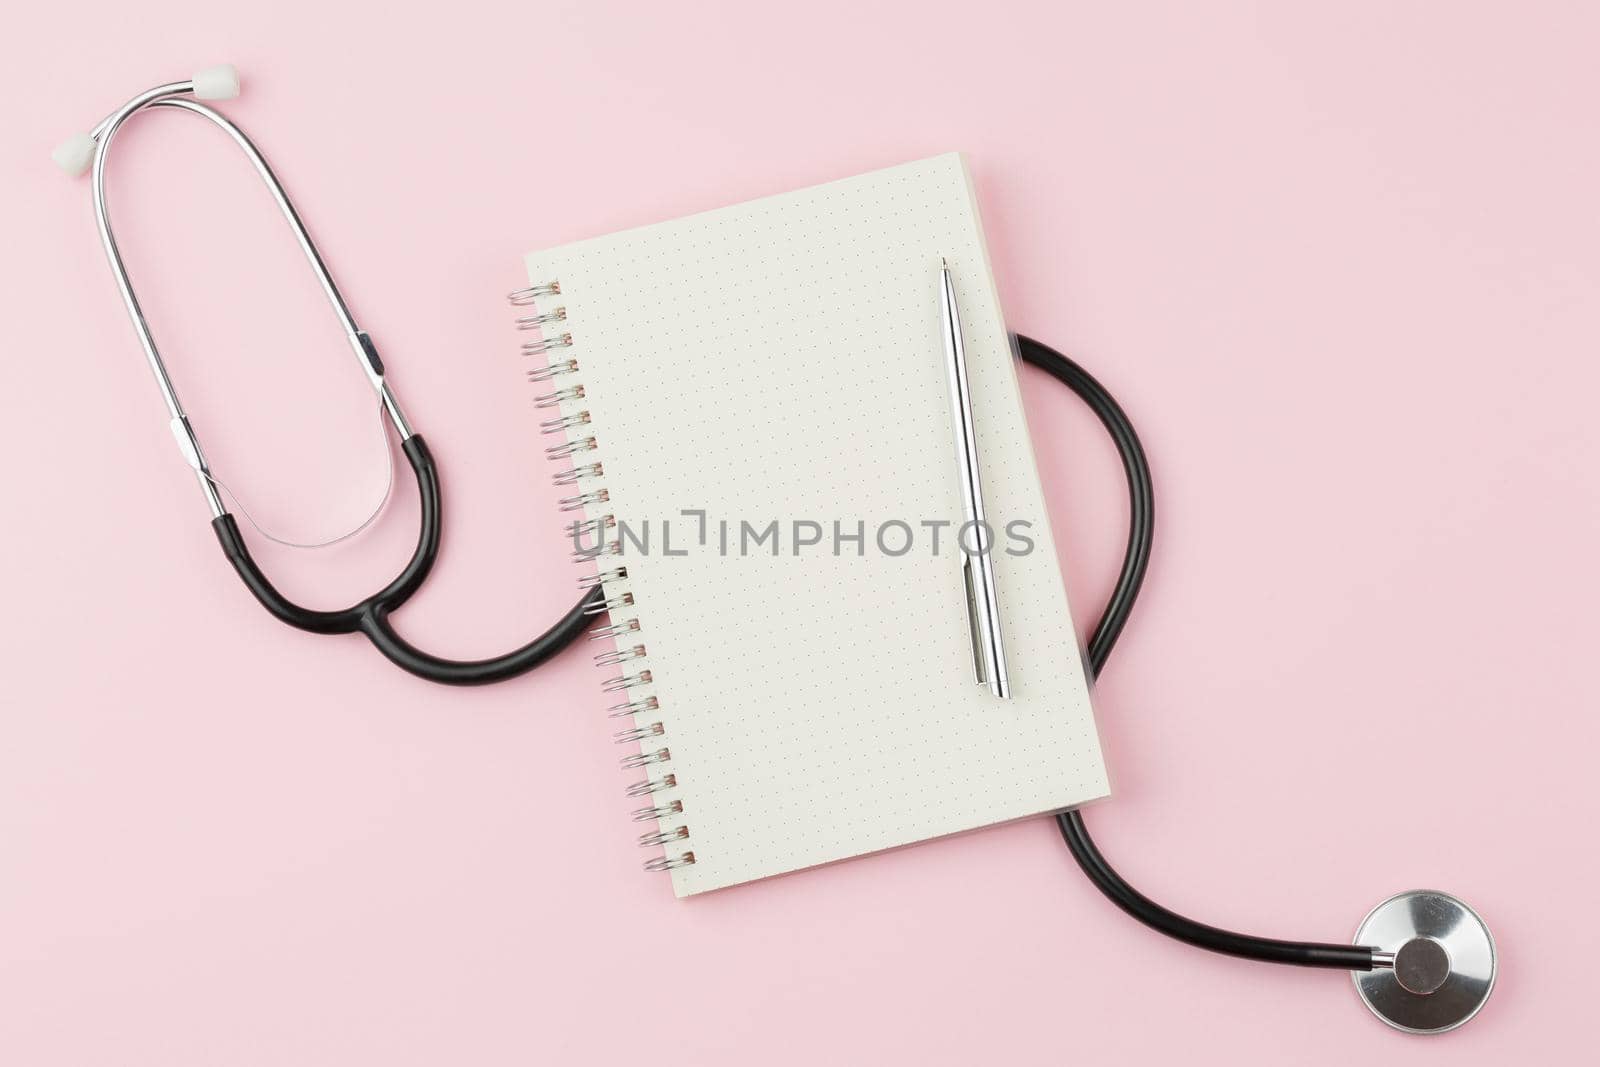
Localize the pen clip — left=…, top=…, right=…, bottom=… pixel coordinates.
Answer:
left=962, top=555, right=988, bottom=688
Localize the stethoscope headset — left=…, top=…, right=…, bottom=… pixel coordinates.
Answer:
left=55, top=66, right=1498, bottom=1034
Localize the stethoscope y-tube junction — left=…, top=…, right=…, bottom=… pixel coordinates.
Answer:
left=212, top=434, right=600, bottom=684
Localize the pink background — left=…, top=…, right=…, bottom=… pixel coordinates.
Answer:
left=4, top=2, right=1597, bottom=1062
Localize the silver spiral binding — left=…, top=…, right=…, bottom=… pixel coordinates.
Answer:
left=602, top=670, right=653, bottom=692
left=626, top=773, right=676, bottom=797
left=620, top=747, right=671, bottom=770
left=534, top=385, right=584, bottom=408
left=583, top=592, right=634, bottom=616
left=608, top=695, right=659, bottom=717
left=523, top=330, right=573, bottom=351
left=572, top=539, right=619, bottom=563
left=578, top=566, right=628, bottom=587
left=526, top=357, right=579, bottom=383
left=517, top=307, right=567, bottom=329
left=614, top=722, right=664, bottom=744
left=595, top=644, right=646, bottom=666
left=512, top=280, right=693, bottom=878
left=569, top=515, right=615, bottom=539
left=545, top=436, right=597, bottom=459
left=632, top=799, right=683, bottom=822
left=583, top=544, right=625, bottom=564
left=589, top=618, right=639, bottom=641
left=553, top=463, right=604, bottom=486
left=509, top=282, right=560, bottom=304
left=541, top=411, right=591, bottom=434
left=560, top=488, right=610, bottom=512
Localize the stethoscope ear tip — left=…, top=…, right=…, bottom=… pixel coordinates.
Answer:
left=192, top=64, right=240, bottom=101
left=1353, top=889, right=1496, bottom=1034
left=52, top=132, right=96, bottom=177
left=53, top=64, right=239, bottom=176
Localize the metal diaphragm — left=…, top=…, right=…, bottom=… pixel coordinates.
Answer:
left=1352, top=890, right=1496, bottom=1034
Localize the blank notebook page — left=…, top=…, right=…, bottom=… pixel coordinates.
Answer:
left=523, top=153, right=1108, bottom=896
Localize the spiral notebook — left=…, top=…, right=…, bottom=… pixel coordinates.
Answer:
left=516, top=153, right=1108, bottom=896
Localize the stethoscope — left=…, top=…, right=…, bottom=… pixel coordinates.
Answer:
left=57, top=67, right=1498, bottom=1034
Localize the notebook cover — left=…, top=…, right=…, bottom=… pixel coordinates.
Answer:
left=523, top=153, right=1108, bottom=895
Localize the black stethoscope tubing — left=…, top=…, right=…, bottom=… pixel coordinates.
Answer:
left=70, top=73, right=1381, bottom=973
left=1017, top=336, right=1375, bottom=970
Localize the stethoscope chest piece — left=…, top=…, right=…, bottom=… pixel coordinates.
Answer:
left=1352, top=890, right=1496, bottom=1034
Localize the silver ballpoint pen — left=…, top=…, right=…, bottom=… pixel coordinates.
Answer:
left=939, top=258, right=1010, bottom=698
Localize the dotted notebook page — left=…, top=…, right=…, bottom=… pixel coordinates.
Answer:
left=524, top=153, right=1108, bottom=896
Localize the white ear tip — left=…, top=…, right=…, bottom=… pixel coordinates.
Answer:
left=191, top=64, right=239, bottom=100
left=52, top=132, right=97, bottom=177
